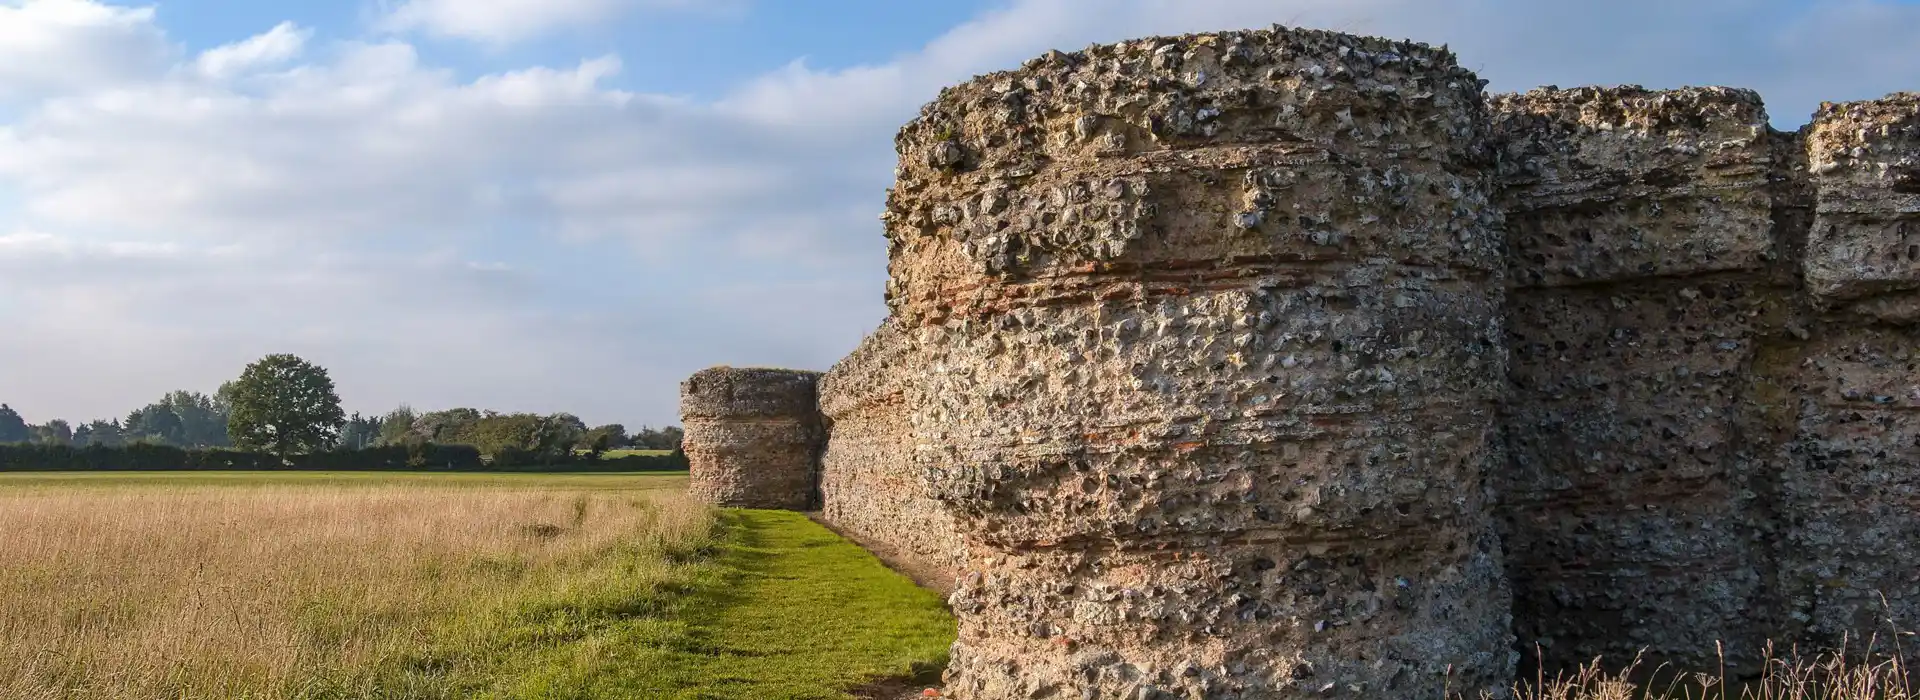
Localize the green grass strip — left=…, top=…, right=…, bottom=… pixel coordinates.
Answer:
left=493, top=509, right=955, bottom=700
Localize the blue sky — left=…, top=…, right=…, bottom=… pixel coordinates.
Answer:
left=1, top=0, right=1917, bottom=429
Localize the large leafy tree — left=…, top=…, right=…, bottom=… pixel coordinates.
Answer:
left=0, top=404, right=29, bottom=444
left=225, top=354, right=347, bottom=457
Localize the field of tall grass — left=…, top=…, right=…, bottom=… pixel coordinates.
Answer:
left=0, top=474, right=713, bottom=699
left=0, top=471, right=956, bottom=700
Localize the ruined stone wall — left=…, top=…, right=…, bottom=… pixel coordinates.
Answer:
left=1766, top=94, right=1920, bottom=654
left=659, top=24, right=1920, bottom=692
left=680, top=366, right=824, bottom=510
left=1490, top=86, right=1920, bottom=674
left=1489, top=86, right=1795, bottom=674
left=818, top=320, right=967, bottom=583
left=885, top=27, right=1514, bottom=699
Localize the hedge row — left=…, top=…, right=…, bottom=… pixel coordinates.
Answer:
left=0, top=443, right=688, bottom=473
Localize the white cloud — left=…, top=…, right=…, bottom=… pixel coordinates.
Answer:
left=377, top=0, right=737, bottom=45
left=3, top=0, right=1920, bottom=427
left=0, top=0, right=171, bottom=99
left=194, top=22, right=310, bottom=81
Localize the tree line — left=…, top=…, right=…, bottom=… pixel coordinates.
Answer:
left=0, top=354, right=683, bottom=466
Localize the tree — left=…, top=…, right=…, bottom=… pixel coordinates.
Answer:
left=338, top=412, right=384, bottom=450
left=414, top=408, right=482, bottom=444
left=32, top=420, right=72, bottom=446
left=162, top=391, right=230, bottom=447
left=117, top=391, right=230, bottom=448
left=125, top=404, right=186, bottom=445
left=215, top=381, right=239, bottom=414
left=631, top=425, right=684, bottom=451
left=74, top=419, right=124, bottom=447
left=582, top=424, right=628, bottom=455
left=225, top=354, right=347, bottom=457
left=0, top=405, right=28, bottom=444
left=377, top=405, right=418, bottom=446
left=543, top=413, right=587, bottom=454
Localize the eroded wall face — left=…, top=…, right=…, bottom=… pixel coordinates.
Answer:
left=818, top=320, right=967, bottom=582
left=1491, top=87, right=1791, bottom=673
left=680, top=367, right=824, bottom=511
left=887, top=28, right=1514, bottom=699
left=1770, top=96, right=1920, bottom=651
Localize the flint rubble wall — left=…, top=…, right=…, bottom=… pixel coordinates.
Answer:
left=1488, top=89, right=1920, bottom=674
left=1767, top=94, right=1920, bottom=655
left=671, top=26, right=1920, bottom=695
left=1488, top=86, right=1794, bottom=674
left=818, top=320, right=968, bottom=583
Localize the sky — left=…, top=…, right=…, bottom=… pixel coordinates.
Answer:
left=1, top=0, right=1917, bottom=428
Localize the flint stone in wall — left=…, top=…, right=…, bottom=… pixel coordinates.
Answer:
left=1769, top=95, right=1920, bottom=654
left=680, top=366, right=824, bottom=510
left=1491, top=86, right=1789, bottom=674
left=887, top=26, right=1514, bottom=699
left=818, top=320, right=967, bottom=580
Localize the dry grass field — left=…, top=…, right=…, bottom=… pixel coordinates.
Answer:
left=0, top=472, right=711, bottom=700
left=0, top=471, right=956, bottom=700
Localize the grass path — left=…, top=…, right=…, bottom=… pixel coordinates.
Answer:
left=508, top=509, right=955, bottom=699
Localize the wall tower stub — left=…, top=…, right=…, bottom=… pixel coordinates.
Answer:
left=680, top=366, right=825, bottom=510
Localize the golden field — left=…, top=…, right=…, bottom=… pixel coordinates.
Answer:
left=0, top=472, right=710, bottom=700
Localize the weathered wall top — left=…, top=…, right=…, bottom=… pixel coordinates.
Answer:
left=1494, top=85, right=1767, bottom=134
left=1804, top=92, right=1920, bottom=319
left=894, top=26, right=1486, bottom=169
left=679, top=367, right=824, bottom=420
left=1491, top=85, right=1777, bottom=286
left=881, top=26, right=1500, bottom=316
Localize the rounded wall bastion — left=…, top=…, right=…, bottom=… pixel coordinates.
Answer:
left=882, top=26, right=1516, bottom=699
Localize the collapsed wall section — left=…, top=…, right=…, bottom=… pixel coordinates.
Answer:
left=680, top=366, right=824, bottom=510
left=1490, top=86, right=1793, bottom=674
left=818, top=320, right=967, bottom=585
left=887, top=27, right=1514, bottom=699
left=1767, top=95, right=1920, bottom=653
